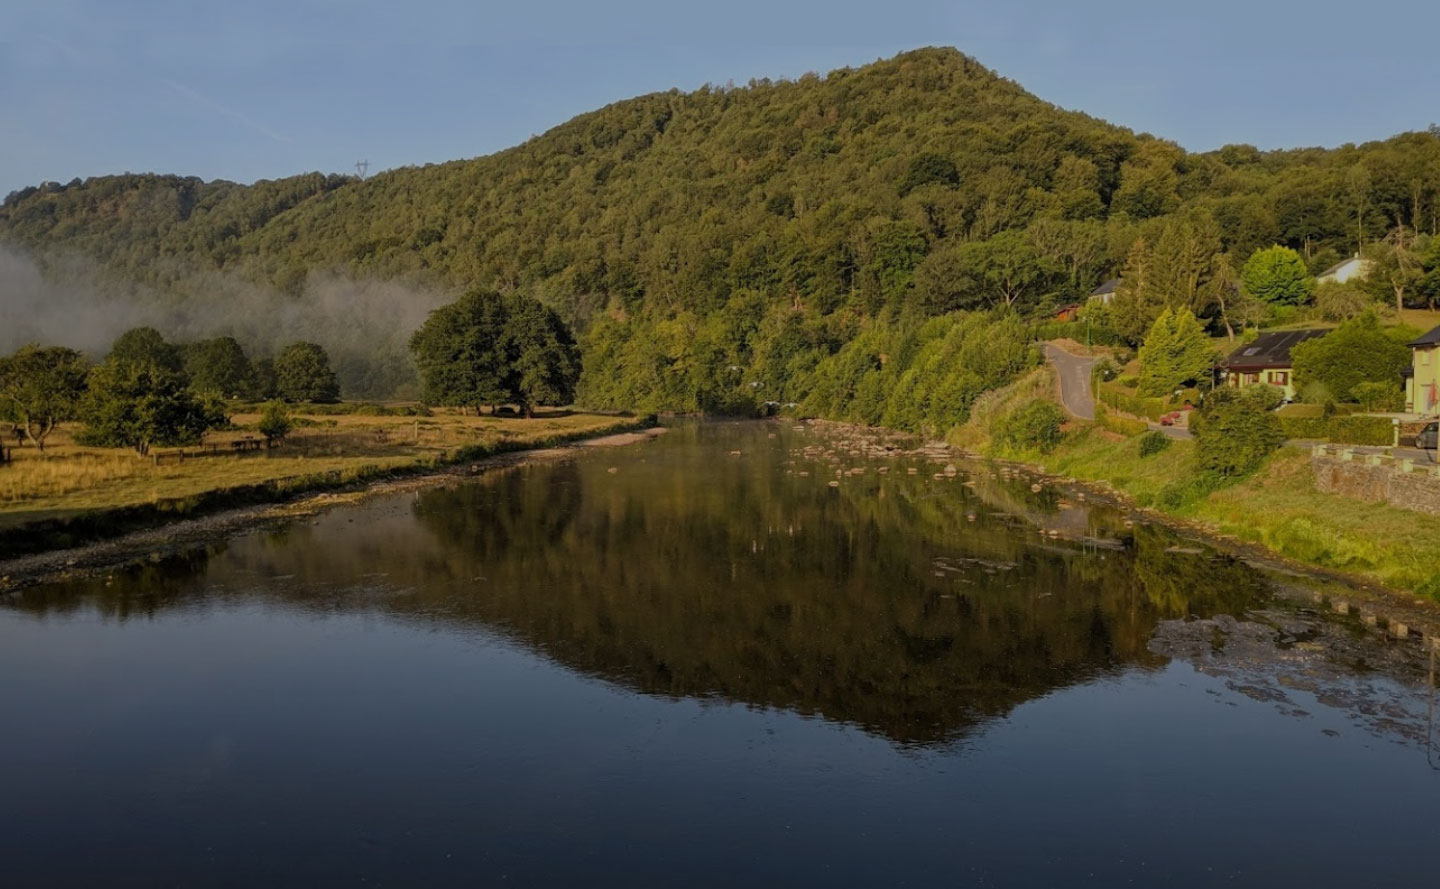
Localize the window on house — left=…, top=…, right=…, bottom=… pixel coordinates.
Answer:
left=1270, top=372, right=1288, bottom=385
left=1246, top=373, right=1259, bottom=385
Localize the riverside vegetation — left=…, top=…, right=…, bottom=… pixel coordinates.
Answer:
left=957, top=363, right=1440, bottom=600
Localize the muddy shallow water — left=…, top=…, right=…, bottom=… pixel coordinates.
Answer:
left=2, top=420, right=1437, bottom=887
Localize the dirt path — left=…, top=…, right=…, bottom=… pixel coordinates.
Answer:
left=1041, top=343, right=1096, bottom=420
left=0, top=427, right=668, bottom=594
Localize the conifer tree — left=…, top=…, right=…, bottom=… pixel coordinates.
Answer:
left=1136, top=308, right=1216, bottom=397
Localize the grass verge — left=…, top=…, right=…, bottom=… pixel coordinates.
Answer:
left=0, top=411, right=651, bottom=560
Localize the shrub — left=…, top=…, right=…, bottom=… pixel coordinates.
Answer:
left=1276, top=414, right=1393, bottom=445
left=1290, top=313, right=1410, bottom=402
left=1097, top=383, right=1166, bottom=420
left=1138, top=430, right=1171, bottom=457
left=257, top=401, right=292, bottom=445
left=993, top=400, right=1067, bottom=454
left=1031, top=320, right=1125, bottom=346
left=1298, top=380, right=1335, bottom=407
left=1192, top=387, right=1285, bottom=477
left=1351, top=381, right=1403, bottom=412
left=1325, top=415, right=1394, bottom=446
left=1277, top=416, right=1327, bottom=440
left=1313, top=282, right=1377, bottom=321
left=1247, top=384, right=1286, bottom=411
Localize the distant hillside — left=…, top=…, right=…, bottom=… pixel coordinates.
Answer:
left=3, top=47, right=1438, bottom=410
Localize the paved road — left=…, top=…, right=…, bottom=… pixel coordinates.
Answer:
left=1288, top=440, right=1436, bottom=463
left=1042, top=343, right=1096, bottom=421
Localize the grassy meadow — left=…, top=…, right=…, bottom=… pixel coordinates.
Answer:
left=0, top=406, right=637, bottom=530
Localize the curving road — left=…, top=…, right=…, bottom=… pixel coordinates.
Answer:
left=1041, top=343, right=1096, bottom=421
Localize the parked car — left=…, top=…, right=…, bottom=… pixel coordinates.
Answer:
left=1418, top=421, right=1438, bottom=461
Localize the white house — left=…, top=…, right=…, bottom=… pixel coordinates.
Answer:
left=1088, top=278, right=1120, bottom=305
left=1317, top=255, right=1373, bottom=285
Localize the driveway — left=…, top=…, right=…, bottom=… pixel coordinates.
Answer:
left=1042, top=343, right=1096, bottom=421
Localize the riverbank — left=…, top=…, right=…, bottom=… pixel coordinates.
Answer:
left=1040, top=431, right=1440, bottom=599
left=806, top=415, right=1440, bottom=638
left=0, top=421, right=665, bottom=592
left=944, top=364, right=1440, bottom=607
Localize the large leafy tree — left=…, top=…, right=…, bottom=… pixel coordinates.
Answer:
left=81, top=360, right=225, bottom=455
left=508, top=296, right=581, bottom=416
left=1241, top=246, right=1315, bottom=306
left=948, top=229, right=1056, bottom=310
left=1362, top=225, right=1423, bottom=311
left=409, top=291, right=513, bottom=412
left=410, top=289, right=580, bottom=416
left=1135, top=308, right=1216, bottom=396
left=274, top=342, right=340, bottom=403
left=1289, top=313, right=1411, bottom=402
left=107, top=327, right=183, bottom=374
left=181, top=336, right=254, bottom=398
left=0, top=345, right=89, bottom=451
left=1192, top=387, right=1285, bottom=477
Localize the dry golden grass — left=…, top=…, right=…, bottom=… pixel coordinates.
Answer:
left=0, top=407, right=633, bottom=527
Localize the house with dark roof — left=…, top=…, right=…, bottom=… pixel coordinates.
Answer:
left=1088, top=278, right=1120, bottom=304
left=1317, top=255, right=1372, bottom=285
left=1220, top=329, right=1330, bottom=400
left=1405, top=324, right=1440, bottom=414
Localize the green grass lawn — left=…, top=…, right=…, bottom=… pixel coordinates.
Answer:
left=1040, top=427, right=1440, bottom=599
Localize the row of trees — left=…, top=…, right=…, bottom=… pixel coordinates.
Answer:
left=0, top=329, right=342, bottom=453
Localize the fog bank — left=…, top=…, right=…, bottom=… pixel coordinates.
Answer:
left=0, top=245, right=450, bottom=398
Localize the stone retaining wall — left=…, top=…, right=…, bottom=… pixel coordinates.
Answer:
left=1311, top=446, right=1440, bottom=516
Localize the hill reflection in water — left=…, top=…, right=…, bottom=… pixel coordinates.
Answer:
left=8, top=421, right=1290, bottom=747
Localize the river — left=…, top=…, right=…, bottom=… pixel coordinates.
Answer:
left=1, top=420, right=1436, bottom=887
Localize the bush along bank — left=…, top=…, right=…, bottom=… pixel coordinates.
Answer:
left=1040, top=418, right=1440, bottom=601
left=0, top=416, right=654, bottom=561
left=956, top=370, right=1440, bottom=601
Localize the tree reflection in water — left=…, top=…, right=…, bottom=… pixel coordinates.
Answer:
left=5, top=421, right=1431, bottom=748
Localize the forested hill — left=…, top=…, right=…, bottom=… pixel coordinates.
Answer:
left=3, top=47, right=1439, bottom=415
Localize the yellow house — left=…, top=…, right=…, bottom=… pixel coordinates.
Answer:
left=1221, top=329, right=1328, bottom=401
left=1405, top=324, right=1440, bottom=414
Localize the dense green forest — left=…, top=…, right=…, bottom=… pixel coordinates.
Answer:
left=4, top=47, right=1439, bottom=423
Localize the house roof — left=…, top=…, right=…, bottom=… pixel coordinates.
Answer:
left=1317, top=256, right=1371, bottom=279
left=1090, top=278, right=1120, bottom=296
left=1408, top=324, right=1440, bottom=348
left=1222, top=329, right=1330, bottom=370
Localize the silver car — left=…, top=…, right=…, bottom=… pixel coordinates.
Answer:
left=1418, top=421, right=1438, bottom=461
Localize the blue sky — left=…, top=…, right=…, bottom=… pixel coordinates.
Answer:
left=2, top=0, right=1438, bottom=197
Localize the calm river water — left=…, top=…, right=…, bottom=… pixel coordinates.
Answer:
left=2, top=421, right=1437, bottom=887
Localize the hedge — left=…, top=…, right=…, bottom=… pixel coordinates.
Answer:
left=1277, top=414, right=1395, bottom=445
left=1031, top=320, right=1125, bottom=346
left=1097, top=384, right=1167, bottom=421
